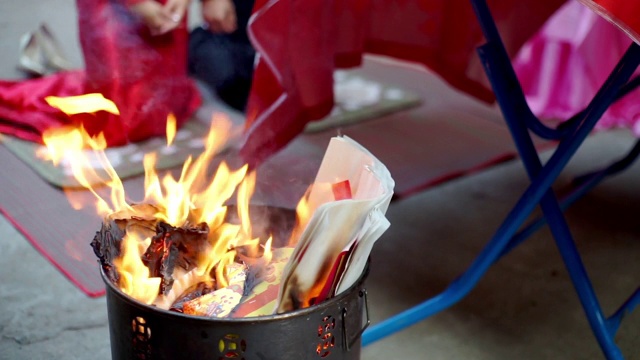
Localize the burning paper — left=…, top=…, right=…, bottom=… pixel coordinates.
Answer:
left=182, top=262, right=248, bottom=318
left=232, top=247, right=293, bottom=317
left=44, top=93, right=394, bottom=318
left=276, top=136, right=394, bottom=313
left=85, top=134, right=393, bottom=317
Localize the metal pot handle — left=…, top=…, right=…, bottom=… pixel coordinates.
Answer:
left=342, top=289, right=370, bottom=351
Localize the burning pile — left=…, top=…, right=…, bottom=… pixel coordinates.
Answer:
left=43, top=95, right=394, bottom=318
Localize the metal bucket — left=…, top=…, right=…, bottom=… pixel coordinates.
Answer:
left=102, top=266, right=368, bottom=360
left=100, top=206, right=370, bottom=360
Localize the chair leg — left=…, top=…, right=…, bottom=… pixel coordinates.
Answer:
left=471, top=1, right=640, bottom=357
left=540, top=188, right=624, bottom=359
left=608, top=287, right=640, bottom=335
left=573, top=139, right=640, bottom=187
left=364, top=48, right=636, bottom=342
left=362, top=2, right=640, bottom=355
left=362, top=175, right=557, bottom=345
left=499, top=138, right=640, bottom=259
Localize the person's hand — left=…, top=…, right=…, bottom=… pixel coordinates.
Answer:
left=128, top=0, right=179, bottom=36
left=163, top=0, right=191, bottom=25
left=202, top=0, right=237, bottom=33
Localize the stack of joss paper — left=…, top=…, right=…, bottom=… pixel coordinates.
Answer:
left=234, top=136, right=394, bottom=316
left=275, top=136, right=394, bottom=313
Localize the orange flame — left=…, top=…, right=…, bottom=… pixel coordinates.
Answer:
left=113, top=231, right=161, bottom=305
left=288, top=189, right=313, bottom=246
left=42, top=125, right=131, bottom=215
left=166, top=113, right=177, bottom=146
left=41, top=94, right=288, bottom=305
left=46, top=94, right=120, bottom=115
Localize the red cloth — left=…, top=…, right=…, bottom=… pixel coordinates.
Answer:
left=0, top=0, right=200, bottom=147
left=241, top=0, right=565, bottom=166
left=578, top=0, right=640, bottom=44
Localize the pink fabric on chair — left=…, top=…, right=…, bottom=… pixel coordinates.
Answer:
left=240, top=0, right=566, bottom=166
left=513, top=0, right=640, bottom=136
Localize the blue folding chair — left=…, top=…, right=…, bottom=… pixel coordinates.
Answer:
left=361, top=0, right=640, bottom=358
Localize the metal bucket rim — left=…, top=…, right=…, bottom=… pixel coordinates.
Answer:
left=100, top=259, right=369, bottom=324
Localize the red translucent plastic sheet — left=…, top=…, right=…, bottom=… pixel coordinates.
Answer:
left=579, top=0, right=640, bottom=44
left=240, top=0, right=565, bottom=165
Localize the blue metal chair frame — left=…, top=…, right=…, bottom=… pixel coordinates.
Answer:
left=361, top=1, right=640, bottom=358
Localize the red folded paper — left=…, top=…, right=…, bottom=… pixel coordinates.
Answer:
left=332, top=180, right=352, bottom=201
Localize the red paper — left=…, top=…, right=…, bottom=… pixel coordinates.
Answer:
left=332, top=180, right=352, bottom=201
left=313, top=249, right=350, bottom=305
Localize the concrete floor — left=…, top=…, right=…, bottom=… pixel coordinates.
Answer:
left=0, top=1, right=639, bottom=359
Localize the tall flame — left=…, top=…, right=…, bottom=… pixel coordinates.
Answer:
left=166, top=113, right=177, bottom=146
left=42, top=95, right=289, bottom=305
left=288, top=189, right=313, bottom=246
left=46, top=94, right=120, bottom=115
left=42, top=125, right=131, bottom=215
left=114, top=231, right=161, bottom=305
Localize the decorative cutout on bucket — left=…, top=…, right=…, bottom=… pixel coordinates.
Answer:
left=316, top=315, right=336, bottom=358
left=218, top=334, right=247, bottom=360
left=131, top=316, right=152, bottom=359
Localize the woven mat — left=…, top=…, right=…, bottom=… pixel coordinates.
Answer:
left=305, top=70, right=421, bottom=132
left=0, top=72, right=420, bottom=189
